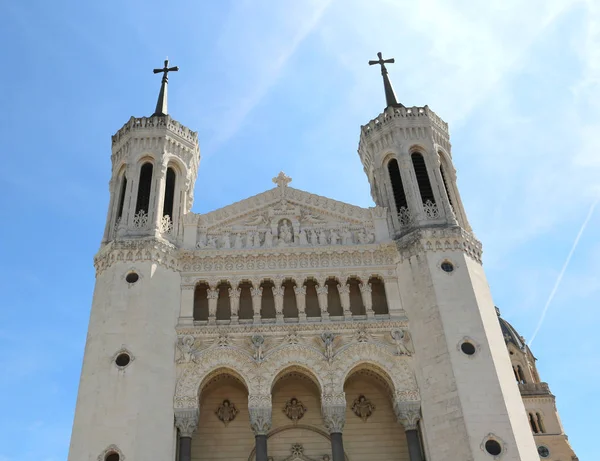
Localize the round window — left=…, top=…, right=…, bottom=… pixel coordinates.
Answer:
left=537, top=445, right=550, bottom=458
left=461, top=341, right=476, bottom=356
left=441, top=261, right=454, bottom=273
left=115, top=353, right=131, bottom=368
left=485, top=439, right=502, bottom=456
left=126, top=272, right=139, bottom=284
left=105, top=454, right=120, bottom=461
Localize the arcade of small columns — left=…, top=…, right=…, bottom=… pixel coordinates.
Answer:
left=174, top=364, right=423, bottom=461
left=190, top=275, right=392, bottom=324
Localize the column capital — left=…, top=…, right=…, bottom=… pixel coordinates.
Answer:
left=248, top=394, right=272, bottom=436
left=175, top=408, right=199, bottom=437
left=322, top=393, right=346, bottom=434
left=394, top=400, right=421, bottom=431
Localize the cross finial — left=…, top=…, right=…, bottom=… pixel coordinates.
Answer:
left=272, top=171, right=292, bottom=188
left=152, top=59, right=179, bottom=117
left=368, top=52, right=400, bottom=108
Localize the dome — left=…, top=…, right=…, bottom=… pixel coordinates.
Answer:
left=496, top=307, right=526, bottom=350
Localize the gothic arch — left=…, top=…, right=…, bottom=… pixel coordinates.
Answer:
left=199, top=366, right=249, bottom=394
left=263, top=345, right=329, bottom=394
left=174, top=348, right=257, bottom=409
left=271, top=364, right=324, bottom=395
left=331, top=342, right=417, bottom=397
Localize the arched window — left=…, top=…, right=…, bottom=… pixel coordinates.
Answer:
left=135, top=162, right=153, bottom=214
left=517, top=365, right=527, bottom=384
left=369, top=277, right=389, bottom=315
left=513, top=366, right=520, bottom=383
left=304, top=279, right=320, bottom=318
left=260, top=281, right=276, bottom=319
left=238, top=281, right=254, bottom=320
left=529, top=413, right=539, bottom=433
left=387, top=158, right=408, bottom=212
left=326, top=279, right=343, bottom=317
left=163, top=167, right=176, bottom=218
left=116, top=175, right=127, bottom=220
left=348, top=278, right=366, bottom=316
left=282, top=280, right=298, bottom=318
left=536, top=413, right=545, bottom=433
left=439, top=163, right=454, bottom=209
left=411, top=153, right=435, bottom=204
left=216, top=282, right=231, bottom=321
left=193, top=283, right=209, bottom=321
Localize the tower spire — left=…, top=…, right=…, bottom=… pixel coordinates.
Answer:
left=152, top=58, right=179, bottom=116
left=368, top=52, right=401, bottom=108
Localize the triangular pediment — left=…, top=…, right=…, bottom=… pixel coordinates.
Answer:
left=188, top=173, right=388, bottom=249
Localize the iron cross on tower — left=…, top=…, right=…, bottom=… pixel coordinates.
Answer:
left=152, top=59, right=179, bottom=117
left=369, top=52, right=400, bottom=108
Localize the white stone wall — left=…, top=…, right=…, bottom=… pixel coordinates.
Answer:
left=68, top=261, right=181, bottom=461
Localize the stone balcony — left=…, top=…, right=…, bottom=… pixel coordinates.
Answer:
left=518, top=382, right=552, bottom=396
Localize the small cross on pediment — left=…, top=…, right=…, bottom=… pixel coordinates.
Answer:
left=273, top=171, right=292, bottom=188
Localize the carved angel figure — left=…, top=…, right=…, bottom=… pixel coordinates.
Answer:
left=342, top=228, right=353, bottom=245
left=321, top=332, right=335, bottom=360
left=328, top=229, right=340, bottom=245
left=253, top=231, right=261, bottom=247
left=302, top=212, right=326, bottom=224
left=234, top=233, right=243, bottom=249
left=251, top=334, right=265, bottom=361
left=215, top=399, right=238, bottom=426
left=176, top=335, right=197, bottom=363
left=283, top=397, right=307, bottom=423
left=245, top=214, right=267, bottom=226
left=318, top=229, right=327, bottom=245
left=352, top=395, right=375, bottom=422
left=391, top=329, right=412, bottom=356
left=298, top=229, right=308, bottom=245
left=264, top=229, right=273, bottom=247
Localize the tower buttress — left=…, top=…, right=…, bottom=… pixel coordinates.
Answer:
left=360, top=52, right=538, bottom=460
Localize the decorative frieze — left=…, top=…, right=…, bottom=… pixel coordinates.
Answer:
left=395, top=226, right=482, bottom=264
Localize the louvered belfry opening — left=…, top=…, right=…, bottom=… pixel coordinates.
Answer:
left=387, top=158, right=408, bottom=212
left=163, top=167, right=176, bottom=218
left=135, top=162, right=153, bottom=214
left=440, top=164, right=453, bottom=208
left=411, top=153, right=435, bottom=204
left=116, top=175, right=127, bottom=220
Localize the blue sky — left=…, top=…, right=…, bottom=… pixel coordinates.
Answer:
left=0, top=1, right=598, bottom=460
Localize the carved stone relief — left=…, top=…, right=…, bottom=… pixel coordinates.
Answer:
left=283, top=397, right=307, bottom=423
left=351, top=395, right=376, bottom=421
left=216, top=399, right=238, bottom=426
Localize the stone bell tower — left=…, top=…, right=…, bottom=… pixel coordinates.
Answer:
left=68, top=61, right=200, bottom=461
left=358, top=53, right=538, bottom=460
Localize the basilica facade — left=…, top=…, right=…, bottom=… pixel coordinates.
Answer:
left=68, top=59, right=577, bottom=461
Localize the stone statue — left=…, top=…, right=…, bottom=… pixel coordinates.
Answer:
left=321, top=332, right=335, bottom=360
left=309, top=229, right=318, bottom=245
left=352, top=395, right=375, bottom=421
left=215, top=399, right=238, bottom=426
left=253, top=231, right=261, bottom=247
left=234, top=233, right=243, bottom=249
left=298, top=229, right=308, bottom=245
left=342, top=228, right=353, bottom=245
left=246, top=230, right=254, bottom=248
left=264, top=229, right=273, bottom=247
left=329, top=229, right=340, bottom=245
left=176, top=335, right=197, bottom=364
left=251, top=334, right=265, bottom=361
left=391, top=329, right=412, bottom=356
left=279, top=219, right=293, bottom=244
left=283, top=397, right=307, bottom=423
left=318, top=229, right=327, bottom=245
left=357, top=229, right=368, bottom=244
left=222, top=233, right=231, bottom=249
left=207, top=235, right=217, bottom=248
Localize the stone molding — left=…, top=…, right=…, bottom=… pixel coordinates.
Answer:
left=394, top=400, right=421, bottom=431
left=174, top=326, right=419, bottom=410
left=174, top=408, right=199, bottom=437
left=95, top=237, right=178, bottom=274
left=395, top=226, right=482, bottom=264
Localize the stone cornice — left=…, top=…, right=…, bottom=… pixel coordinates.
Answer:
left=395, top=226, right=482, bottom=264
left=94, top=237, right=178, bottom=274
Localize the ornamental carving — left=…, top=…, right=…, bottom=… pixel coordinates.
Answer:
left=283, top=397, right=307, bottom=423
left=176, top=335, right=198, bottom=364
left=352, top=395, right=375, bottom=421
left=215, top=399, right=238, bottom=426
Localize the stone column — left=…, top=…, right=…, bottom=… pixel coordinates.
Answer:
left=273, top=284, right=285, bottom=323
left=383, top=277, right=403, bottom=316
left=316, top=284, right=330, bottom=321
left=359, top=282, right=375, bottom=318
left=249, top=395, right=272, bottom=461
left=229, top=286, right=241, bottom=324
left=322, top=394, right=346, bottom=461
left=431, top=157, right=458, bottom=226
left=152, top=162, right=168, bottom=234
left=179, top=283, right=195, bottom=326
left=175, top=409, right=199, bottom=461
left=207, top=287, right=218, bottom=325
left=338, top=283, right=352, bottom=320
left=251, top=286, right=263, bottom=324
left=395, top=401, right=423, bottom=461
left=294, top=285, right=307, bottom=321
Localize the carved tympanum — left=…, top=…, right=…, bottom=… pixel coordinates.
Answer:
left=283, top=397, right=307, bottom=423
left=215, top=399, right=238, bottom=426
left=352, top=395, right=375, bottom=422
